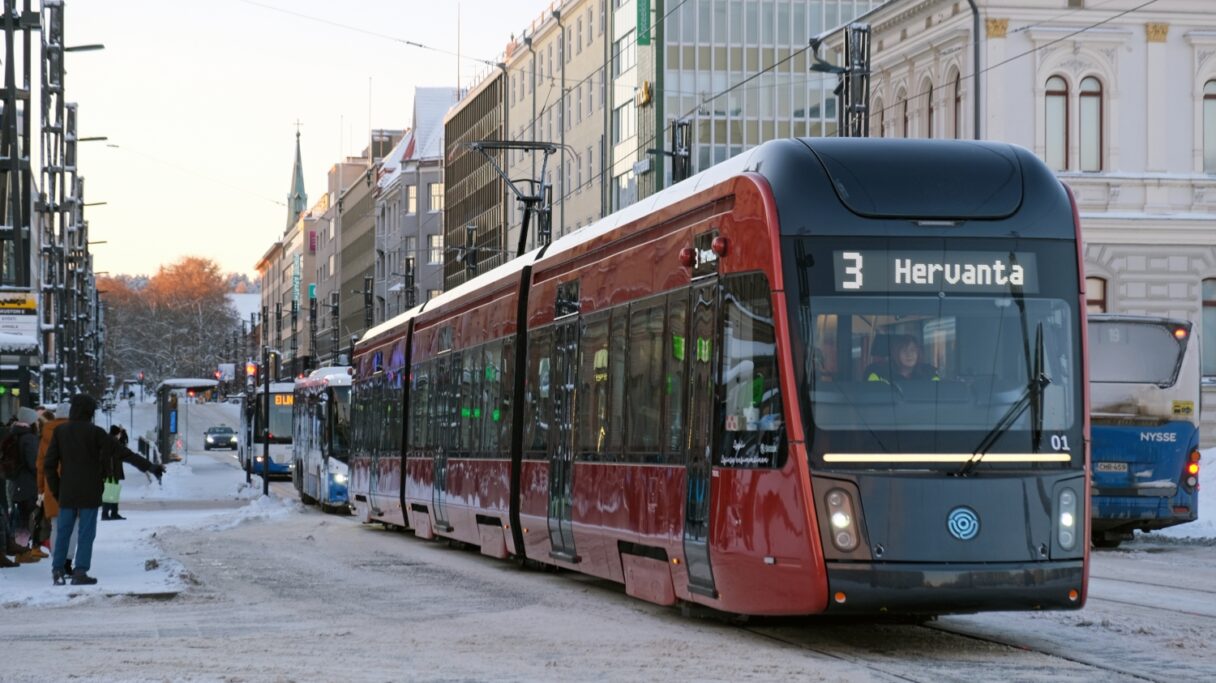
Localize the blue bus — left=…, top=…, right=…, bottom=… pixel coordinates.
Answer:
left=1089, top=314, right=1202, bottom=547
left=292, top=368, right=352, bottom=512
left=239, top=381, right=296, bottom=478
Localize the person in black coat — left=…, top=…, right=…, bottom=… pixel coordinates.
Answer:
left=7, top=407, right=45, bottom=562
left=102, top=425, right=130, bottom=521
left=44, top=394, right=164, bottom=586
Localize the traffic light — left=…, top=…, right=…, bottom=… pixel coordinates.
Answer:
left=214, top=370, right=222, bottom=381
left=137, top=371, right=144, bottom=381
left=187, top=389, right=195, bottom=398
left=246, top=362, right=257, bottom=377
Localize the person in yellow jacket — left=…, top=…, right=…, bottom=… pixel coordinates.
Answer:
left=866, top=335, right=940, bottom=383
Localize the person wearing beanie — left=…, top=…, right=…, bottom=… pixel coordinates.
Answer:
left=44, top=394, right=165, bottom=586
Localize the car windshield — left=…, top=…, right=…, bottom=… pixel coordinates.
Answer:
left=207, top=427, right=234, bottom=434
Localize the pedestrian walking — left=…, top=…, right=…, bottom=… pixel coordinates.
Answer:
left=44, top=394, right=164, bottom=586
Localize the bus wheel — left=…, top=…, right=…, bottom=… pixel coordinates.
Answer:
left=1092, top=533, right=1122, bottom=549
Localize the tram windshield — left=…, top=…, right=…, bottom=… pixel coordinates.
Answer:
left=793, top=238, right=1083, bottom=465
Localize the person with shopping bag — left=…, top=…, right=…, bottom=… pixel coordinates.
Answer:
left=43, top=394, right=164, bottom=586
left=101, top=425, right=129, bottom=521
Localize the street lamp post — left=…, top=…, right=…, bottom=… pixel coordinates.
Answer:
left=262, top=346, right=273, bottom=496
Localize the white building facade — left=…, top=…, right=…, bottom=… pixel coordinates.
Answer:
left=833, top=0, right=1216, bottom=441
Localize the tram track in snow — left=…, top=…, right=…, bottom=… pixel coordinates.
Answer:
left=739, top=616, right=1164, bottom=683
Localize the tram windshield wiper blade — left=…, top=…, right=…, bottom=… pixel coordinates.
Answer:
left=957, top=327, right=1050, bottom=477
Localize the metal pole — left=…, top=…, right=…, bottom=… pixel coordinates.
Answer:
left=262, top=346, right=271, bottom=496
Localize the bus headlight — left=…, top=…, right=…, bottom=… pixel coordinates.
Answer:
left=332, top=472, right=348, bottom=485
left=1057, top=488, right=1078, bottom=550
left=825, top=489, right=860, bottom=552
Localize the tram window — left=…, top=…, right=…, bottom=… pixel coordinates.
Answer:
left=627, top=301, right=666, bottom=456
left=719, top=273, right=785, bottom=468
left=449, top=354, right=464, bottom=453
left=481, top=341, right=503, bottom=457
left=807, top=296, right=1076, bottom=432
left=411, top=362, right=430, bottom=449
left=577, top=313, right=611, bottom=457
left=432, top=358, right=448, bottom=450
left=607, top=308, right=628, bottom=455
left=525, top=328, right=554, bottom=454
left=500, top=337, right=516, bottom=458
left=665, top=292, right=689, bottom=459
left=461, top=349, right=481, bottom=455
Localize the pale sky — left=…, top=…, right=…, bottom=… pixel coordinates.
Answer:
left=69, top=0, right=539, bottom=278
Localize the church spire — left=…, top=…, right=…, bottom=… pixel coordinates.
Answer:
left=286, top=124, right=308, bottom=229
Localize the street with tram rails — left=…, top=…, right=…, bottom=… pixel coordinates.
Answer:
left=0, top=400, right=1212, bottom=682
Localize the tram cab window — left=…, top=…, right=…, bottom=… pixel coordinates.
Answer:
left=808, top=297, right=1076, bottom=433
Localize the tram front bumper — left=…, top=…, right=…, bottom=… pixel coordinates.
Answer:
left=824, top=560, right=1085, bottom=615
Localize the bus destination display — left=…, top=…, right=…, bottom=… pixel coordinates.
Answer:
left=833, top=250, right=1039, bottom=294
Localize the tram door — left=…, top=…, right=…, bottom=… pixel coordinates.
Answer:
left=683, top=282, right=718, bottom=596
left=547, top=319, right=579, bottom=561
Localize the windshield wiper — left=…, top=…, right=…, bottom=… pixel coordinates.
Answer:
left=957, top=323, right=1049, bottom=477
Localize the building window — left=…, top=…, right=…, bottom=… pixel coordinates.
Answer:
left=1079, top=76, right=1103, bottom=171
left=1045, top=75, right=1068, bottom=171
left=429, top=183, right=444, bottom=212
left=586, top=145, right=593, bottom=187
left=900, top=94, right=909, bottom=138
left=1086, top=277, right=1107, bottom=313
left=953, top=71, right=963, bottom=139
left=1205, top=279, right=1216, bottom=377
left=599, top=0, right=605, bottom=35
left=613, top=31, right=636, bottom=78
left=576, top=85, right=583, bottom=123
left=428, top=289, right=443, bottom=301
left=612, top=102, right=636, bottom=143
left=407, top=185, right=417, bottom=214
left=577, top=17, right=583, bottom=54
left=429, top=235, right=444, bottom=264
left=586, top=8, right=593, bottom=45
left=1205, top=80, right=1216, bottom=173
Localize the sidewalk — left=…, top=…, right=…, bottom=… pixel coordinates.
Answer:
left=0, top=451, right=282, bottom=607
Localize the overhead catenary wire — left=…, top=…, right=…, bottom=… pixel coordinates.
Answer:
left=552, top=0, right=1161, bottom=212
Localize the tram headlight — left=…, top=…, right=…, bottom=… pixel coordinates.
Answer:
left=824, top=488, right=860, bottom=552
left=1057, top=488, right=1078, bottom=550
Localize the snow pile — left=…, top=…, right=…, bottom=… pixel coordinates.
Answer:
left=198, top=493, right=301, bottom=532
left=122, top=456, right=260, bottom=503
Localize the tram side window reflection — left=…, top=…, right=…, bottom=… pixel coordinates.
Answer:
left=525, top=329, right=554, bottom=454
left=577, top=314, right=612, bottom=459
left=719, top=273, right=785, bottom=468
left=627, top=302, right=666, bottom=458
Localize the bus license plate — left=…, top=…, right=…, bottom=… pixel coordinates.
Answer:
left=1096, top=462, right=1129, bottom=473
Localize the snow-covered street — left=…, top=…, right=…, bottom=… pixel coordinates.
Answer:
left=2, top=402, right=1214, bottom=682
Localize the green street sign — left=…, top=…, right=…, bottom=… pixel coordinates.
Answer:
left=638, top=0, right=651, bottom=46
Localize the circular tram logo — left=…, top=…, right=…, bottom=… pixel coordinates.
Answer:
left=947, top=506, right=980, bottom=541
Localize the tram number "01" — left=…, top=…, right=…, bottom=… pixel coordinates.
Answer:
left=1050, top=435, right=1071, bottom=452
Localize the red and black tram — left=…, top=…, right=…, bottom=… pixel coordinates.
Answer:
left=350, top=138, right=1090, bottom=615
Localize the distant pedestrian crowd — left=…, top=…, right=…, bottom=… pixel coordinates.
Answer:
left=0, top=394, right=164, bottom=585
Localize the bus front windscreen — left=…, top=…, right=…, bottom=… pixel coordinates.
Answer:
left=254, top=392, right=294, bottom=443
left=793, top=237, right=1083, bottom=466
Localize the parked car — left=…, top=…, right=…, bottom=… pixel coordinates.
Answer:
left=203, top=425, right=238, bottom=451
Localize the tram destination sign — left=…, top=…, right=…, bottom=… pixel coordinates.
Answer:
left=833, top=250, right=1039, bottom=294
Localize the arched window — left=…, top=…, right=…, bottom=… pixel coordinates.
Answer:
left=1045, top=76, right=1068, bottom=170
left=1085, top=277, right=1107, bottom=313
left=872, top=97, right=884, bottom=137
left=1204, top=279, right=1216, bottom=377
left=899, top=92, right=909, bottom=138
left=953, top=71, right=962, bottom=139
left=1079, top=76, right=1103, bottom=171
left=1204, top=80, right=1216, bottom=173
left=925, top=82, right=935, bottom=138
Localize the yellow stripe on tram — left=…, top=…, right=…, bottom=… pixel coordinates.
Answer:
left=822, top=453, right=1073, bottom=463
